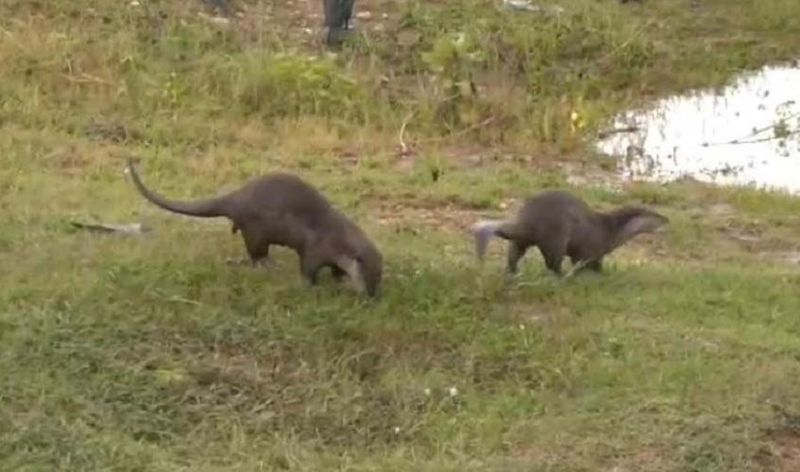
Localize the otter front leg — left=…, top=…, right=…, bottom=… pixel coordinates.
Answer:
left=543, top=254, right=564, bottom=276
left=299, top=250, right=327, bottom=286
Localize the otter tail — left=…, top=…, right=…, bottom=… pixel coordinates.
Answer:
left=125, top=159, right=227, bottom=219
left=471, top=219, right=523, bottom=261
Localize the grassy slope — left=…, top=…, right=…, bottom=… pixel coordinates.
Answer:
left=2, top=0, right=800, bottom=470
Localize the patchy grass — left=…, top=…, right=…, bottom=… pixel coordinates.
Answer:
left=2, top=0, right=800, bottom=470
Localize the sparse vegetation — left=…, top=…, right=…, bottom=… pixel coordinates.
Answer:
left=2, top=0, right=800, bottom=470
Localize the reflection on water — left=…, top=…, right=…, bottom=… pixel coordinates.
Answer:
left=596, top=61, right=800, bottom=194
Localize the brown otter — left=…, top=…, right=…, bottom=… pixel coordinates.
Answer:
left=126, top=159, right=382, bottom=297
left=472, top=190, right=668, bottom=275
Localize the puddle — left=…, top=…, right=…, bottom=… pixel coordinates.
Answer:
left=597, top=61, right=800, bottom=194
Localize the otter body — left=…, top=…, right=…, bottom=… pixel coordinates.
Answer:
left=472, top=190, right=668, bottom=275
left=126, top=160, right=382, bottom=297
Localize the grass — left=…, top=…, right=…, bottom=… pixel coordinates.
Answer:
left=2, top=0, right=800, bottom=470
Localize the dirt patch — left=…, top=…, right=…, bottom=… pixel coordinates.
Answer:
left=506, top=444, right=556, bottom=468
left=756, top=430, right=800, bottom=471
left=507, top=445, right=673, bottom=471
left=717, top=220, right=765, bottom=245
left=714, top=220, right=800, bottom=267
left=375, top=201, right=484, bottom=233
left=605, top=446, right=674, bottom=472
left=50, top=144, right=124, bottom=175
left=772, top=431, right=800, bottom=471
left=436, top=145, right=545, bottom=168
left=759, top=250, right=800, bottom=267
left=756, top=404, right=800, bottom=470
left=699, top=204, right=800, bottom=267
left=85, top=118, right=142, bottom=143
left=561, top=161, right=625, bottom=191
left=706, top=203, right=737, bottom=218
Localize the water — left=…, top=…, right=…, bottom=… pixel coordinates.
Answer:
left=596, top=61, right=800, bottom=194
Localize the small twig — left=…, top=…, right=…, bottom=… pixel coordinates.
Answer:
left=745, top=108, right=800, bottom=136
left=398, top=110, right=415, bottom=155
left=701, top=109, right=800, bottom=147
left=70, top=221, right=146, bottom=235
left=165, top=296, right=204, bottom=306
left=417, top=116, right=498, bottom=144
left=61, top=73, right=113, bottom=86
left=597, top=125, right=640, bottom=139
left=701, top=129, right=800, bottom=147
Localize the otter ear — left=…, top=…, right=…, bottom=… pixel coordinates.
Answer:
left=619, top=212, right=668, bottom=241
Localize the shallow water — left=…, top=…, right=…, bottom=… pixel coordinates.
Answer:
left=596, top=61, right=800, bottom=194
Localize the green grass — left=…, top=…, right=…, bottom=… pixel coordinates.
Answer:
left=2, top=0, right=800, bottom=470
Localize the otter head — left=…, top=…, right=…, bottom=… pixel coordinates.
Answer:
left=336, top=241, right=383, bottom=299
left=357, top=244, right=383, bottom=298
left=607, top=206, right=669, bottom=249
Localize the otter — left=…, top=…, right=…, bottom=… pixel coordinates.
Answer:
left=472, top=190, right=668, bottom=276
left=125, top=159, right=382, bottom=297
